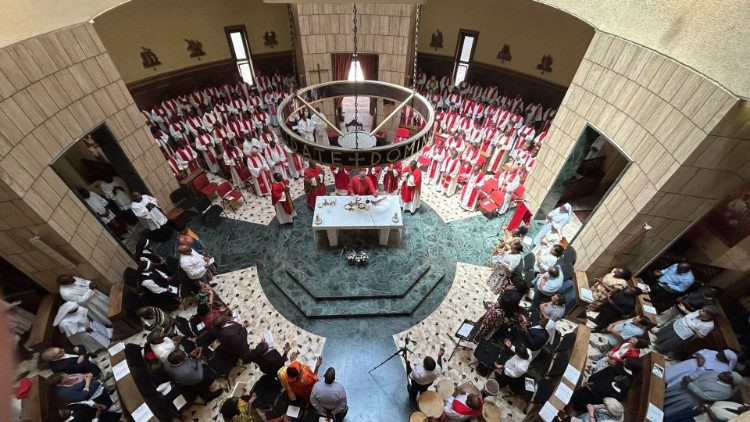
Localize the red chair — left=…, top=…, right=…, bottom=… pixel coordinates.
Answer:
left=479, top=178, right=499, bottom=201
left=216, top=181, right=244, bottom=212
left=238, top=167, right=254, bottom=190
left=511, top=184, right=525, bottom=202
left=480, top=190, right=505, bottom=214
left=193, top=173, right=218, bottom=197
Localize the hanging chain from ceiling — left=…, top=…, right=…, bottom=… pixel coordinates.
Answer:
left=352, top=3, right=360, bottom=148
left=286, top=4, right=299, bottom=88
left=412, top=4, right=421, bottom=90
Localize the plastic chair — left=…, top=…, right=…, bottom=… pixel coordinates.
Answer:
left=192, top=173, right=218, bottom=197
left=479, top=178, right=499, bottom=201
left=216, top=181, right=244, bottom=212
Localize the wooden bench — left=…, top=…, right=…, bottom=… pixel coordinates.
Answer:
left=25, top=294, right=62, bottom=352
left=624, top=352, right=665, bottom=422
left=525, top=325, right=591, bottom=421
left=108, top=282, right=142, bottom=341
left=569, top=270, right=590, bottom=323
left=20, top=374, right=50, bottom=422
left=110, top=350, right=158, bottom=422
left=630, top=277, right=659, bottom=326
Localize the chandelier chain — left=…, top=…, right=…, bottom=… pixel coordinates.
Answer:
left=353, top=3, right=359, bottom=148
left=287, top=5, right=298, bottom=87
left=412, top=4, right=421, bottom=90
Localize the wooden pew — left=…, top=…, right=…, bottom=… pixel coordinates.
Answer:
left=630, top=277, right=658, bottom=325
left=624, top=352, right=666, bottom=422
left=569, top=270, right=590, bottom=323
left=108, top=282, right=142, bottom=341
left=109, top=349, right=158, bottom=422
left=525, top=325, right=591, bottom=421
left=20, top=374, right=50, bottom=422
left=25, top=294, right=62, bottom=352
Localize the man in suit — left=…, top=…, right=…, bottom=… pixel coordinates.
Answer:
left=210, top=314, right=252, bottom=363
left=41, top=346, right=102, bottom=377
left=515, top=316, right=550, bottom=353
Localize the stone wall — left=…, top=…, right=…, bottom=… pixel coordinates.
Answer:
left=524, top=32, right=747, bottom=277
left=0, top=23, right=178, bottom=292
left=295, top=3, right=414, bottom=139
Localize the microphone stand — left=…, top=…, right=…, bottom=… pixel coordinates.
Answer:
left=369, top=337, right=413, bottom=373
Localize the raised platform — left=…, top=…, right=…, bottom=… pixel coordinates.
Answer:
left=272, top=265, right=444, bottom=318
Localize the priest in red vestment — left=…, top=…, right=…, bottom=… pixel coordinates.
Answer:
left=400, top=160, right=422, bottom=214
left=271, top=173, right=295, bottom=225
left=303, top=161, right=327, bottom=209
left=330, top=166, right=350, bottom=195
left=348, top=169, right=377, bottom=196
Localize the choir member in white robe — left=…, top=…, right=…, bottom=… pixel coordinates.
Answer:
left=242, top=135, right=264, bottom=157
left=98, top=176, right=131, bottom=211
left=498, top=169, right=521, bottom=215
left=283, top=144, right=303, bottom=180
left=271, top=173, right=296, bottom=225
left=54, top=302, right=112, bottom=352
left=438, top=150, right=461, bottom=196
left=311, top=110, right=329, bottom=146
left=294, top=112, right=316, bottom=142
left=427, top=143, right=447, bottom=186
left=459, top=166, right=486, bottom=211
left=195, top=130, right=221, bottom=174
left=532, top=203, right=572, bottom=245
left=130, top=191, right=168, bottom=231
left=222, top=141, right=245, bottom=188
left=57, top=275, right=111, bottom=327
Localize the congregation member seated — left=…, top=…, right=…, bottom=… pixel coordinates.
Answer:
left=136, top=238, right=172, bottom=276
left=492, top=226, right=528, bottom=258
left=48, top=372, right=115, bottom=411
left=665, top=349, right=738, bottom=388
left=197, top=300, right=230, bottom=327
left=700, top=401, right=750, bottom=421
left=492, top=340, right=532, bottom=388
left=443, top=387, right=483, bottom=421
left=516, top=316, right=551, bottom=354
left=209, top=314, right=252, bottom=364
left=54, top=301, right=113, bottom=352
left=147, top=327, right=197, bottom=363
left=566, top=358, right=642, bottom=414
left=536, top=294, right=566, bottom=322
left=589, top=286, right=642, bottom=333
left=278, top=356, right=322, bottom=402
left=588, top=267, right=632, bottom=309
left=220, top=393, right=278, bottom=422
left=138, top=260, right=180, bottom=311
left=587, top=337, right=649, bottom=373
left=664, top=370, right=742, bottom=422
left=655, top=305, right=718, bottom=358
left=164, top=349, right=224, bottom=402
left=658, top=286, right=719, bottom=328
left=531, top=266, right=564, bottom=308
left=310, top=367, right=349, bottom=422
left=247, top=339, right=291, bottom=376
left=560, top=398, right=625, bottom=422
left=59, top=402, right=122, bottom=422
left=136, top=306, right=175, bottom=333
left=41, top=346, right=101, bottom=376
left=648, top=261, right=696, bottom=312
left=594, top=316, right=653, bottom=351
left=534, top=243, right=564, bottom=274
left=406, top=347, right=444, bottom=404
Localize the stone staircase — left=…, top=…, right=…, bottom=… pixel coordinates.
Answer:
left=271, top=264, right=445, bottom=318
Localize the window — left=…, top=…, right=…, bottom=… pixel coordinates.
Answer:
left=453, top=29, right=478, bottom=85
left=225, top=25, right=255, bottom=85
left=347, top=58, right=364, bottom=81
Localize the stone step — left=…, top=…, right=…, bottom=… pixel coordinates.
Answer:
left=286, top=263, right=432, bottom=300
left=271, top=267, right=445, bottom=318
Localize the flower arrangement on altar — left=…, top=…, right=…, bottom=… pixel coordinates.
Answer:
left=347, top=251, right=369, bottom=266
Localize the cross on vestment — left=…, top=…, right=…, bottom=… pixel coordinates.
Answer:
left=308, top=63, right=329, bottom=84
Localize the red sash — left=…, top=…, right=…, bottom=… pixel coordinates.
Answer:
left=451, top=398, right=483, bottom=416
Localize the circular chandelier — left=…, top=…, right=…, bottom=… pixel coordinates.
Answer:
left=276, top=81, right=434, bottom=168
left=276, top=3, right=433, bottom=168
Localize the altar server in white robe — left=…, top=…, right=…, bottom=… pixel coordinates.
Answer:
left=78, top=189, right=115, bottom=225
left=54, top=302, right=112, bottom=352
left=57, top=275, right=111, bottom=327
left=312, top=109, right=330, bottom=146
left=293, top=110, right=316, bottom=142
left=459, top=166, right=486, bottom=211
left=98, top=176, right=131, bottom=211
left=130, top=191, right=168, bottom=231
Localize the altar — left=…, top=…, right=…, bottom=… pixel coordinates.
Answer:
left=312, top=195, right=403, bottom=246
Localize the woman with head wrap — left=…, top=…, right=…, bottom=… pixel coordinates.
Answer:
left=532, top=203, right=572, bottom=245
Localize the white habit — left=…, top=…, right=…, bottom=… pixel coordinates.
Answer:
left=58, top=277, right=111, bottom=326
left=131, top=194, right=168, bottom=231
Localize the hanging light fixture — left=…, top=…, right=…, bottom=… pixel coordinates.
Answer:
left=276, top=3, right=434, bottom=168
